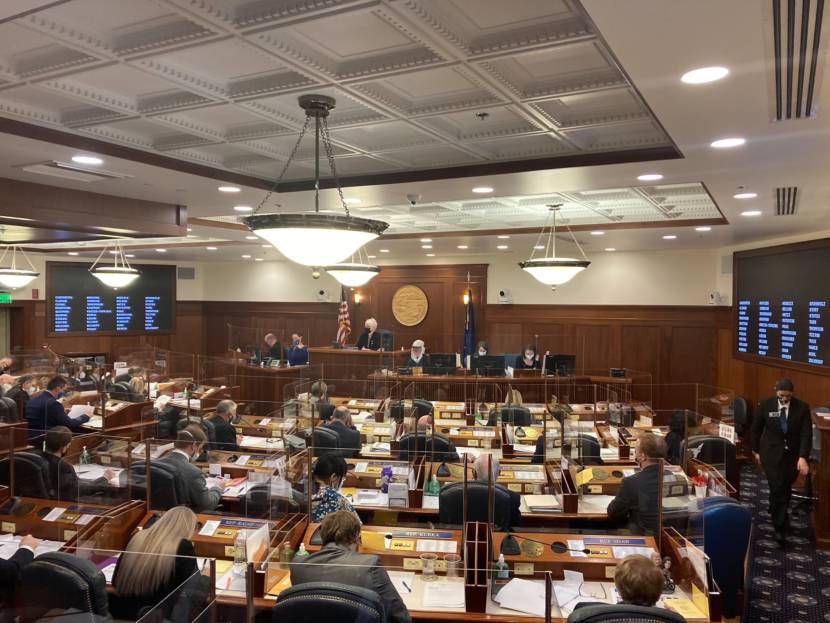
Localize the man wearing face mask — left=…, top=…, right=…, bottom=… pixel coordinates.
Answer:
left=207, top=399, right=240, bottom=452
left=36, top=426, right=113, bottom=501
left=286, top=333, right=309, bottom=366
left=160, top=425, right=225, bottom=512
left=406, top=339, right=430, bottom=369
left=607, top=433, right=667, bottom=535
left=25, top=376, right=88, bottom=439
left=4, top=375, right=34, bottom=421
left=752, top=378, right=812, bottom=548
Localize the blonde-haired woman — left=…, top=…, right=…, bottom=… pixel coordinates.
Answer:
left=111, top=506, right=206, bottom=618
left=128, top=375, right=146, bottom=402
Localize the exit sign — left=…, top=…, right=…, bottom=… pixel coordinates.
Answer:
left=0, top=292, right=11, bottom=304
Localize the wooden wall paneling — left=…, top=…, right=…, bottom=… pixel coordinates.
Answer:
left=575, top=324, right=613, bottom=373
left=488, top=323, right=522, bottom=355
left=666, top=326, right=718, bottom=412
left=621, top=325, right=662, bottom=405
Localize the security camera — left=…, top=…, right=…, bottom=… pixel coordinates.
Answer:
left=406, top=193, right=422, bottom=206
left=311, top=269, right=321, bottom=279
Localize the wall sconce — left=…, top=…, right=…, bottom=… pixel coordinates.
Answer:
left=354, top=292, right=362, bottom=305
left=462, top=291, right=470, bottom=305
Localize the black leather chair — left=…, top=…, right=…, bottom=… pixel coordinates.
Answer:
left=130, top=460, right=180, bottom=510
left=0, top=396, right=18, bottom=423
left=0, top=451, right=50, bottom=498
left=412, top=399, right=433, bottom=418
left=21, top=552, right=110, bottom=622
left=487, top=405, right=532, bottom=427
left=311, top=426, right=342, bottom=457
left=438, top=481, right=513, bottom=530
left=575, top=433, right=603, bottom=465
left=567, top=603, right=684, bottom=623
left=240, top=484, right=300, bottom=519
left=378, top=330, right=394, bottom=352
left=107, top=381, right=132, bottom=401
left=316, top=402, right=335, bottom=422
left=398, top=432, right=459, bottom=462
left=683, top=435, right=738, bottom=489
left=732, top=396, right=750, bottom=436
left=273, top=582, right=386, bottom=623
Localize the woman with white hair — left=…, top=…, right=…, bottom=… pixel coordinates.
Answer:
left=406, top=339, right=430, bottom=369
left=356, top=317, right=381, bottom=350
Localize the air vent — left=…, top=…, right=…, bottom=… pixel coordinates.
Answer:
left=17, top=161, right=132, bottom=183
left=770, top=0, right=826, bottom=120
left=177, top=267, right=195, bottom=280
left=775, top=186, right=799, bottom=214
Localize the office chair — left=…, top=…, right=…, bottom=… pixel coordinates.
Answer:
left=273, top=582, right=386, bottom=623
left=575, top=433, right=603, bottom=466
left=0, top=396, right=18, bottom=422
left=311, top=426, right=342, bottom=457
left=316, top=402, right=335, bottom=421
left=21, top=552, right=110, bottom=622
left=0, top=452, right=50, bottom=498
left=378, top=330, right=394, bottom=352
left=683, top=435, right=738, bottom=490
left=792, top=407, right=825, bottom=514
left=731, top=396, right=750, bottom=437
left=700, top=496, right=752, bottom=618
left=398, top=432, right=459, bottom=462
left=412, top=399, right=433, bottom=417
left=438, top=481, right=513, bottom=530
left=240, top=484, right=300, bottom=519
left=108, top=381, right=132, bottom=401
left=487, top=405, right=532, bottom=427
left=567, top=604, right=684, bottom=623
left=130, top=460, right=180, bottom=510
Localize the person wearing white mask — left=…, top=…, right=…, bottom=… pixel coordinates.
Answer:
left=515, top=344, right=540, bottom=369
left=356, top=317, right=381, bottom=350
left=476, top=341, right=489, bottom=357
left=406, top=339, right=430, bottom=369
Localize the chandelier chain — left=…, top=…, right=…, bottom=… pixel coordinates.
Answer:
left=320, top=116, right=349, bottom=217
left=253, top=115, right=311, bottom=215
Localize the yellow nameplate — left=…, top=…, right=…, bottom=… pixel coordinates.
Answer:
left=435, top=559, right=447, bottom=572
left=403, top=558, right=422, bottom=570
left=507, top=483, right=522, bottom=492
left=100, top=456, right=111, bottom=465
left=271, top=430, right=280, bottom=437
left=224, top=545, right=236, bottom=557
left=235, top=427, right=243, bottom=434
left=482, top=440, right=492, bottom=448
left=605, top=565, right=617, bottom=579
left=514, top=562, right=534, bottom=576
left=524, top=484, right=535, bottom=493
left=575, top=468, right=594, bottom=486
left=390, top=539, right=415, bottom=552
left=467, top=439, right=479, bottom=447
left=588, top=485, right=603, bottom=494
left=1, top=521, right=16, bottom=532
left=63, top=529, right=77, bottom=541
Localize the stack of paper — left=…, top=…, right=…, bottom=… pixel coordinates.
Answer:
left=493, top=578, right=549, bottom=617
left=68, top=404, right=94, bottom=420
left=422, top=580, right=465, bottom=609
left=523, top=494, right=560, bottom=512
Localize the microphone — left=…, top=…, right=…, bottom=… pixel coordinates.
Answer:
left=499, top=530, right=592, bottom=556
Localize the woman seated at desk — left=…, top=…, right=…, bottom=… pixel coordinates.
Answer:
left=286, top=333, right=309, bottom=366
left=311, top=454, right=359, bottom=523
left=356, top=318, right=381, bottom=350
left=514, top=344, right=541, bottom=369
left=406, top=339, right=430, bottom=369
left=111, top=506, right=208, bottom=619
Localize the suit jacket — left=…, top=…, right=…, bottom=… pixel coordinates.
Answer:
left=290, top=543, right=411, bottom=623
left=208, top=415, right=239, bottom=452
left=4, top=386, right=28, bottom=420
left=325, top=421, right=361, bottom=457
left=24, top=391, right=87, bottom=439
left=514, top=357, right=540, bottom=369
left=0, top=547, right=34, bottom=611
left=160, top=451, right=222, bottom=512
left=356, top=329, right=381, bottom=350
left=607, top=463, right=661, bottom=535
left=406, top=355, right=430, bottom=369
left=751, top=396, right=812, bottom=468
left=287, top=346, right=309, bottom=366
left=266, top=343, right=283, bottom=362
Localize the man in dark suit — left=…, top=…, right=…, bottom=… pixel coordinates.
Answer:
left=264, top=333, right=282, bottom=362
left=24, top=376, right=89, bottom=439
left=35, top=426, right=112, bottom=501
left=751, top=378, right=812, bottom=548
left=208, top=399, right=240, bottom=452
left=160, top=425, right=224, bottom=512
left=355, top=318, right=382, bottom=350
left=3, top=375, right=34, bottom=422
left=473, top=455, right=521, bottom=528
left=325, top=406, right=361, bottom=458
left=607, top=433, right=666, bottom=535
left=291, top=510, right=411, bottom=623
left=0, top=533, right=40, bottom=614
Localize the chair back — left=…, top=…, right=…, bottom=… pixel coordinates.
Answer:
left=576, top=433, right=603, bottom=465
left=732, top=397, right=749, bottom=435
left=398, top=432, right=458, bottom=462
left=311, top=426, right=341, bottom=457
left=316, top=402, right=335, bottom=421
left=21, top=552, right=110, bottom=621
left=378, top=330, right=394, bottom=352
left=130, top=460, right=180, bottom=510
left=438, top=481, right=512, bottom=530
left=273, top=582, right=386, bottom=623
left=703, top=498, right=752, bottom=618
left=412, top=399, right=433, bottom=417
left=567, top=603, right=684, bottom=623
left=0, top=452, right=50, bottom=498
left=0, top=396, right=18, bottom=422
left=684, top=435, right=738, bottom=489
left=500, top=405, right=531, bottom=426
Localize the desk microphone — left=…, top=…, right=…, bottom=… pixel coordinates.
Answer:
left=499, top=530, right=592, bottom=556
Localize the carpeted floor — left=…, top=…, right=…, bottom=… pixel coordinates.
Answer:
left=740, top=463, right=826, bottom=622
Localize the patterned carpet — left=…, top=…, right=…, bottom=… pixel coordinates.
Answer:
left=740, top=463, right=825, bottom=623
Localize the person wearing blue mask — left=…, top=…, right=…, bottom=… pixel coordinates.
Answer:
left=25, top=376, right=89, bottom=439
left=287, top=332, right=309, bottom=366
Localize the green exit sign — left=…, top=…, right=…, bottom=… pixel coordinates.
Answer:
left=0, top=292, right=12, bottom=304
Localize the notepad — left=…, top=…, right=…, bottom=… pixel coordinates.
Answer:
left=523, top=494, right=560, bottom=512
left=68, top=404, right=94, bottom=420
left=422, top=580, right=465, bottom=608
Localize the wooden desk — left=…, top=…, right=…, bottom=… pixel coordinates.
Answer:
left=231, top=363, right=313, bottom=415
left=309, top=347, right=408, bottom=389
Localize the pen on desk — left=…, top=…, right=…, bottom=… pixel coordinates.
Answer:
left=401, top=581, right=412, bottom=593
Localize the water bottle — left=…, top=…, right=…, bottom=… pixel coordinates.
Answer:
left=80, top=446, right=91, bottom=465
left=294, top=543, right=310, bottom=561
left=233, top=531, right=247, bottom=575
left=427, top=474, right=441, bottom=496
left=381, top=465, right=393, bottom=493
left=496, top=553, right=510, bottom=580
left=279, top=542, right=294, bottom=570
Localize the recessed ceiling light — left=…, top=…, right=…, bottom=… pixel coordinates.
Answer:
left=733, top=192, right=757, bottom=199
left=262, top=244, right=269, bottom=248
left=590, top=231, right=605, bottom=236
left=534, top=245, right=545, bottom=250
left=695, top=226, right=712, bottom=232
left=421, top=245, right=432, bottom=249
left=637, top=173, right=663, bottom=181
left=681, top=66, right=729, bottom=84
left=380, top=249, right=390, bottom=253
left=662, top=235, right=677, bottom=240
left=71, top=155, right=103, bottom=165
left=155, top=248, right=166, bottom=253
left=343, top=197, right=362, bottom=205
left=420, top=238, right=432, bottom=243
left=233, top=205, right=252, bottom=212
left=242, top=254, right=251, bottom=259
left=68, top=252, right=79, bottom=256
left=206, top=246, right=218, bottom=251
left=497, top=235, right=510, bottom=239
left=125, top=254, right=135, bottom=258
left=472, top=186, right=494, bottom=194
left=109, top=250, right=118, bottom=255
left=457, top=245, right=468, bottom=249
left=741, top=210, right=762, bottom=217
left=255, top=258, right=264, bottom=262
left=710, top=137, right=745, bottom=149
left=245, top=235, right=258, bottom=240
left=604, top=248, right=616, bottom=252
left=218, top=186, right=241, bottom=193
left=497, top=245, right=509, bottom=250
left=367, top=255, right=376, bottom=259
left=426, top=253, right=435, bottom=257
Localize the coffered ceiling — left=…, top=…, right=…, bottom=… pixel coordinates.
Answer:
left=0, top=0, right=677, bottom=185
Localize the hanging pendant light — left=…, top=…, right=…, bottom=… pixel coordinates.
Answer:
left=244, top=94, right=388, bottom=266
left=518, top=204, right=590, bottom=289
left=324, top=245, right=381, bottom=287
left=89, top=242, right=139, bottom=289
left=0, top=245, right=39, bottom=289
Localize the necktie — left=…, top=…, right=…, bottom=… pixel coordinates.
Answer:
left=780, top=406, right=788, bottom=434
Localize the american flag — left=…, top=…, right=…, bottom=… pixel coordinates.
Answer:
left=336, top=288, right=351, bottom=345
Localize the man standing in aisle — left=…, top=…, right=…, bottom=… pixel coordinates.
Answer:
left=751, top=378, right=812, bottom=548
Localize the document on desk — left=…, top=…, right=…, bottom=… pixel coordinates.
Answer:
left=493, top=578, right=550, bottom=617
left=422, top=495, right=439, bottom=510
left=199, top=520, right=221, bottom=537
left=579, top=494, right=616, bottom=514
left=422, top=580, right=465, bottom=609
left=68, top=404, right=94, bottom=420
left=566, top=540, right=587, bottom=557
left=612, top=546, right=657, bottom=560
left=388, top=571, right=415, bottom=596
left=84, top=416, right=103, bottom=429
left=43, top=507, right=67, bottom=522
left=513, top=443, right=537, bottom=454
